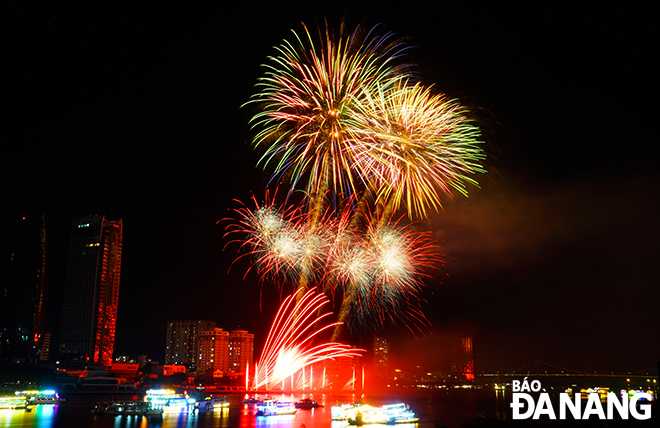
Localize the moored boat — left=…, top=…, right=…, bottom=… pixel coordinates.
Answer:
left=92, top=401, right=163, bottom=416
left=294, top=398, right=323, bottom=409
left=144, top=389, right=193, bottom=414
left=0, top=395, right=27, bottom=410
left=382, top=403, right=420, bottom=424
left=243, top=394, right=272, bottom=404
left=331, top=402, right=363, bottom=420
left=256, top=399, right=297, bottom=416
left=17, top=389, right=65, bottom=405
left=340, top=402, right=419, bottom=425
left=196, top=395, right=230, bottom=412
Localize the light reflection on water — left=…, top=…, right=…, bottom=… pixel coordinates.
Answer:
left=0, top=391, right=507, bottom=428
left=1, top=403, right=58, bottom=428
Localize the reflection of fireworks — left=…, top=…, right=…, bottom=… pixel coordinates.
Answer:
left=246, top=22, right=410, bottom=198
left=253, top=289, right=363, bottom=390
left=351, top=81, right=486, bottom=218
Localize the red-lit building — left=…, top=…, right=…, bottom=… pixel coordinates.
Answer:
left=228, top=329, right=254, bottom=374
left=198, top=327, right=229, bottom=375
left=324, top=355, right=361, bottom=392
left=373, top=336, right=390, bottom=379
left=197, top=328, right=254, bottom=376
left=59, top=215, right=123, bottom=368
left=109, top=362, right=140, bottom=382
left=452, top=334, right=474, bottom=380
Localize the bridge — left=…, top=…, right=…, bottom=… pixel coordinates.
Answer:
left=479, top=360, right=658, bottom=379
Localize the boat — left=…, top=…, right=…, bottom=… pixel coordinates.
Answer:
left=242, top=394, right=272, bottom=404
left=294, top=398, right=323, bottom=409
left=347, top=404, right=386, bottom=425
left=255, top=399, right=297, bottom=416
left=211, top=396, right=230, bottom=409
left=331, top=402, right=363, bottom=420
left=17, top=390, right=65, bottom=405
left=144, top=389, right=193, bottom=414
left=196, top=395, right=230, bottom=412
left=0, top=395, right=27, bottom=410
left=382, top=403, right=420, bottom=424
left=342, top=402, right=419, bottom=425
left=92, top=401, right=163, bottom=416
left=57, top=366, right=137, bottom=393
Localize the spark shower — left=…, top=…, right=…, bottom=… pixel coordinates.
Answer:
left=226, top=20, right=486, bottom=391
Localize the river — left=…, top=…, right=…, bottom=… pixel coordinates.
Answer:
left=0, top=389, right=513, bottom=428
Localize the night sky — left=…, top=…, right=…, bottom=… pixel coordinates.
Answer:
left=3, top=3, right=658, bottom=375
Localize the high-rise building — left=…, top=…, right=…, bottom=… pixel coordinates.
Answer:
left=325, top=355, right=361, bottom=391
left=227, top=329, right=254, bottom=374
left=452, top=334, right=474, bottom=380
left=59, top=215, right=123, bottom=368
left=39, top=331, right=51, bottom=361
left=198, top=328, right=229, bottom=375
left=373, top=336, right=390, bottom=378
left=197, top=328, right=254, bottom=375
left=0, top=215, right=49, bottom=363
left=165, top=320, right=215, bottom=370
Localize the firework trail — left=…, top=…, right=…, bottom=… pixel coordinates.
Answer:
left=253, top=289, right=363, bottom=390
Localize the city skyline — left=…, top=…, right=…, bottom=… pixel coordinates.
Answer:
left=165, top=319, right=215, bottom=368
left=2, top=3, right=658, bottom=375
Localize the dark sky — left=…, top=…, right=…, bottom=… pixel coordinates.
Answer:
left=3, top=3, right=658, bottom=374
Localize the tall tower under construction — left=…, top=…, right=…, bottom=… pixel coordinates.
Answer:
left=373, top=336, right=390, bottom=378
left=452, top=333, right=474, bottom=380
left=0, top=215, right=50, bottom=363
left=59, top=215, right=123, bottom=368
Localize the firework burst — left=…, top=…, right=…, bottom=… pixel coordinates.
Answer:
left=350, top=81, right=486, bottom=218
left=227, top=196, right=439, bottom=328
left=225, top=193, right=304, bottom=284
left=225, top=193, right=352, bottom=288
left=228, top=20, right=488, bottom=341
left=245, top=22, right=411, bottom=200
left=327, top=213, right=439, bottom=335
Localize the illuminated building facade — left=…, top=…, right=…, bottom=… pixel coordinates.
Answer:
left=451, top=334, right=474, bottom=380
left=59, top=215, right=123, bottom=368
left=165, top=320, right=215, bottom=370
left=373, top=336, right=390, bottom=378
left=39, top=331, right=51, bottom=361
left=198, top=328, right=229, bottom=374
left=227, top=329, right=254, bottom=374
left=197, top=328, right=254, bottom=375
left=325, top=355, right=361, bottom=391
left=0, top=215, right=49, bottom=363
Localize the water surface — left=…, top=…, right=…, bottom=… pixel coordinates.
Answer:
left=0, top=390, right=510, bottom=428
